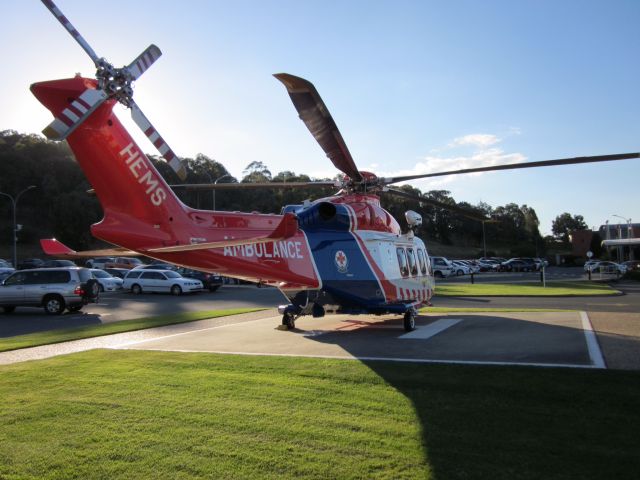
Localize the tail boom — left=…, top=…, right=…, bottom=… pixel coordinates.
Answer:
left=31, top=76, right=321, bottom=288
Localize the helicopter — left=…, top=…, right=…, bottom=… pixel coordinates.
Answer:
left=35, top=0, right=639, bottom=331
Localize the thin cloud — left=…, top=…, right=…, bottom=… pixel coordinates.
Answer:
left=378, top=133, right=527, bottom=189
left=449, top=133, right=500, bottom=148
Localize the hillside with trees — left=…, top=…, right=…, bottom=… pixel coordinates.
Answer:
left=1, top=130, right=549, bottom=260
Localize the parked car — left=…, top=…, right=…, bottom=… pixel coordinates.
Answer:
left=176, top=268, right=223, bottom=292
left=586, top=261, right=626, bottom=274
left=42, top=259, right=77, bottom=268
left=0, top=259, right=14, bottom=280
left=429, top=256, right=453, bottom=278
left=500, top=258, right=533, bottom=272
left=583, top=259, right=600, bottom=271
left=0, top=267, right=99, bottom=314
left=85, top=257, right=116, bottom=269
left=105, top=257, right=144, bottom=269
left=516, top=257, right=540, bottom=271
left=451, top=261, right=471, bottom=276
left=457, top=260, right=480, bottom=274
left=477, top=259, right=500, bottom=272
left=17, top=258, right=45, bottom=270
left=123, top=269, right=203, bottom=295
left=104, top=267, right=130, bottom=279
left=622, top=260, right=640, bottom=272
left=533, top=258, right=549, bottom=269
left=90, top=269, right=124, bottom=292
left=133, top=262, right=177, bottom=271
left=0, top=269, right=14, bottom=282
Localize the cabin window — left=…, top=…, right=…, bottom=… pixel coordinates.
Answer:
left=396, top=248, right=409, bottom=277
left=417, top=249, right=427, bottom=275
left=406, top=248, right=418, bottom=276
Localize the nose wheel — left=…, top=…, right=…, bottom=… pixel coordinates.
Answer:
left=282, top=312, right=296, bottom=330
left=403, top=308, right=417, bottom=332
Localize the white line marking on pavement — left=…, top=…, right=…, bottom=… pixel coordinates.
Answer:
left=399, top=318, right=462, bottom=340
left=124, top=348, right=604, bottom=369
left=580, top=311, right=606, bottom=369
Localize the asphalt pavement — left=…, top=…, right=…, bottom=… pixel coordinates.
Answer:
left=1, top=278, right=638, bottom=370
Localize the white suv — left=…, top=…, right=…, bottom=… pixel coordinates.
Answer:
left=0, top=267, right=99, bottom=314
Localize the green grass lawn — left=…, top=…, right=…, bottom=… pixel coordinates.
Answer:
left=0, top=308, right=262, bottom=353
left=436, top=281, right=619, bottom=296
left=1, top=351, right=639, bottom=479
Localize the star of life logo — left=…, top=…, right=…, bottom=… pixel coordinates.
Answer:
left=334, top=250, right=348, bottom=273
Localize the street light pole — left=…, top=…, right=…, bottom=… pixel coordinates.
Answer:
left=0, top=185, right=37, bottom=267
left=213, top=174, right=231, bottom=211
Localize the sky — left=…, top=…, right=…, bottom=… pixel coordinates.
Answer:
left=1, top=0, right=639, bottom=235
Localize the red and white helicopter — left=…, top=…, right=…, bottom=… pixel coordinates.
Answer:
left=35, top=0, right=639, bottom=330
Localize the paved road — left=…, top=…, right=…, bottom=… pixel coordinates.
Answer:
left=0, top=285, right=285, bottom=338
left=1, top=281, right=638, bottom=369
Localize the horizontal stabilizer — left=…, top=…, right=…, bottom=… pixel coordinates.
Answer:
left=149, top=213, right=298, bottom=254
left=40, top=238, right=138, bottom=258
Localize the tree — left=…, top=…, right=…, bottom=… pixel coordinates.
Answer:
left=242, top=161, right=271, bottom=182
left=552, top=213, right=588, bottom=243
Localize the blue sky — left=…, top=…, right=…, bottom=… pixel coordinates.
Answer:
left=2, top=0, right=639, bottom=235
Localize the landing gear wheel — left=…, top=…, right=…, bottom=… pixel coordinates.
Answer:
left=282, top=313, right=296, bottom=330
left=403, top=309, right=417, bottom=332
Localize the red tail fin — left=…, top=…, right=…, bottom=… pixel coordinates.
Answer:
left=31, top=77, right=188, bottom=249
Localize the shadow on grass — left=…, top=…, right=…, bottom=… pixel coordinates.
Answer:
left=305, top=313, right=640, bottom=479
left=361, top=361, right=640, bottom=480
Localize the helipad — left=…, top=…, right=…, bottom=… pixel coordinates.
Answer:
left=116, top=311, right=605, bottom=369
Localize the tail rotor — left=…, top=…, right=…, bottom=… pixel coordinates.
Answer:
left=39, top=0, right=187, bottom=180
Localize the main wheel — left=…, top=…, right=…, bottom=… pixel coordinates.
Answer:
left=282, top=313, right=295, bottom=330
left=43, top=295, right=65, bottom=315
left=403, top=309, right=416, bottom=332
left=170, top=285, right=183, bottom=296
left=131, top=284, right=142, bottom=294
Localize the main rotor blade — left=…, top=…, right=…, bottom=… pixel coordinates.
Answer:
left=169, top=181, right=337, bottom=191
left=274, top=73, right=363, bottom=182
left=41, top=0, right=100, bottom=65
left=41, top=87, right=109, bottom=140
left=130, top=101, right=187, bottom=180
left=127, top=45, right=162, bottom=81
left=385, top=153, right=640, bottom=184
left=384, top=187, right=489, bottom=221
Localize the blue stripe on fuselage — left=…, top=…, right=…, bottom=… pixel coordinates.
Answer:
left=303, top=229, right=384, bottom=308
